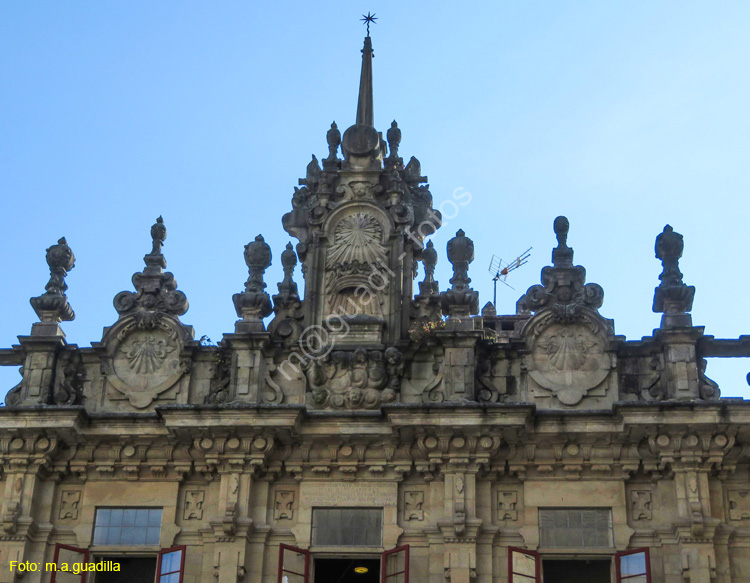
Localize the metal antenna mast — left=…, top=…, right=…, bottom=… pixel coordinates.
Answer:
left=488, top=248, right=533, bottom=307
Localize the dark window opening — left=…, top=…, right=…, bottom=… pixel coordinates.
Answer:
left=543, top=559, right=611, bottom=583
left=314, top=558, right=380, bottom=583
left=93, top=557, right=156, bottom=583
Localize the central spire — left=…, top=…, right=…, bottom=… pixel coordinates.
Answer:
left=356, top=35, right=374, bottom=127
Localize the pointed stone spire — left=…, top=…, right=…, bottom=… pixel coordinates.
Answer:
left=341, top=37, right=381, bottom=166
left=356, top=36, right=374, bottom=127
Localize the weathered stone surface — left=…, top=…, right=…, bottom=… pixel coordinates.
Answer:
left=1, top=31, right=750, bottom=583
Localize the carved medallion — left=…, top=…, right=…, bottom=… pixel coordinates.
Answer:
left=526, top=311, right=610, bottom=405
left=104, top=315, right=189, bottom=409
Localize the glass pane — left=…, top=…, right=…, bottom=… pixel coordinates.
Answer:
left=621, top=576, right=648, bottom=583
left=159, top=574, right=180, bottom=583
left=512, top=576, right=536, bottom=583
left=512, top=551, right=536, bottom=577
left=281, top=548, right=307, bottom=582
left=620, top=552, right=647, bottom=576
left=93, top=508, right=162, bottom=546
left=384, top=550, right=406, bottom=581
left=161, top=550, right=183, bottom=574
left=120, top=526, right=134, bottom=545
left=96, top=509, right=110, bottom=526
left=538, top=508, right=612, bottom=548
left=110, top=508, right=123, bottom=525
left=55, top=547, right=87, bottom=583
left=312, top=508, right=382, bottom=546
left=146, top=526, right=161, bottom=545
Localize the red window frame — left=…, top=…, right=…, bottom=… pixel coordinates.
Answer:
left=381, top=544, right=410, bottom=583
left=156, top=545, right=187, bottom=583
left=508, top=547, right=541, bottom=583
left=615, top=548, right=651, bottom=583
left=50, top=544, right=89, bottom=583
left=278, top=543, right=310, bottom=583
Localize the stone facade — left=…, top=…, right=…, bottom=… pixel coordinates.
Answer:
left=1, top=33, right=750, bottom=583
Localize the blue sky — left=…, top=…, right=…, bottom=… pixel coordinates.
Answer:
left=1, top=1, right=749, bottom=400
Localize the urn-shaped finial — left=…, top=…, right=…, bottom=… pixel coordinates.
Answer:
left=30, top=237, right=76, bottom=325
left=233, top=235, right=273, bottom=328
left=654, top=225, right=684, bottom=286
left=419, top=240, right=439, bottom=295
left=243, top=235, right=272, bottom=292
left=387, top=120, right=401, bottom=159
left=552, top=215, right=573, bottom=267
left=325, top=122, right=341, bottom=165
left=653, top=224, right=694, bottom=327
left=447, top=229, right=474, bottom=290
left=441, top=230, right=479, bottom=316
left=144, top=216, right=168, bottom=274
left=150, top=216, right=167, bottom=255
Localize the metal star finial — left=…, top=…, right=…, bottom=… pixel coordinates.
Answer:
left=361, top=12, right=377, bottom=36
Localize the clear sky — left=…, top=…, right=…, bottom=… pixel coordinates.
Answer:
left=1, top=1, right=749, bottom=401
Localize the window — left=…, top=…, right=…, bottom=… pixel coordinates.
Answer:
left=508, top=547, right=540, bottom=583
left=539, top=508, right=613, bottom=548
left=615, top=548, right=651, bottom=583
left=156, top=546, right=186, bottom=583
left=93, top=508, right=162, bottom=546
left=311, top=508, right=382, bottom=547
left=277, top=544, right=410, bottom=583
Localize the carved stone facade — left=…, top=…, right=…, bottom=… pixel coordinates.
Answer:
left=1, top=32, right=750, bottom=583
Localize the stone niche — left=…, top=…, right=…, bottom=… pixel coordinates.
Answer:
left=321, top=202, right=395, bottom=347
left=291, top=481, right=402, bottom=549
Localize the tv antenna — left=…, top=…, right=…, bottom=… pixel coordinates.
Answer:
left=489, top=248, right=532, bottom=307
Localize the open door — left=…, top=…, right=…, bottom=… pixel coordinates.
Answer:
left=615, top=548, right=651, bottom=583
left=50, top=544, right=89, bottom=583
left=508, top=547, right=540, bottom=583
left=156, top=545, right=186, bottom=583
left=381, top=545, right=409, bottom=583
left=278, top=544, right=310, bottom=583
